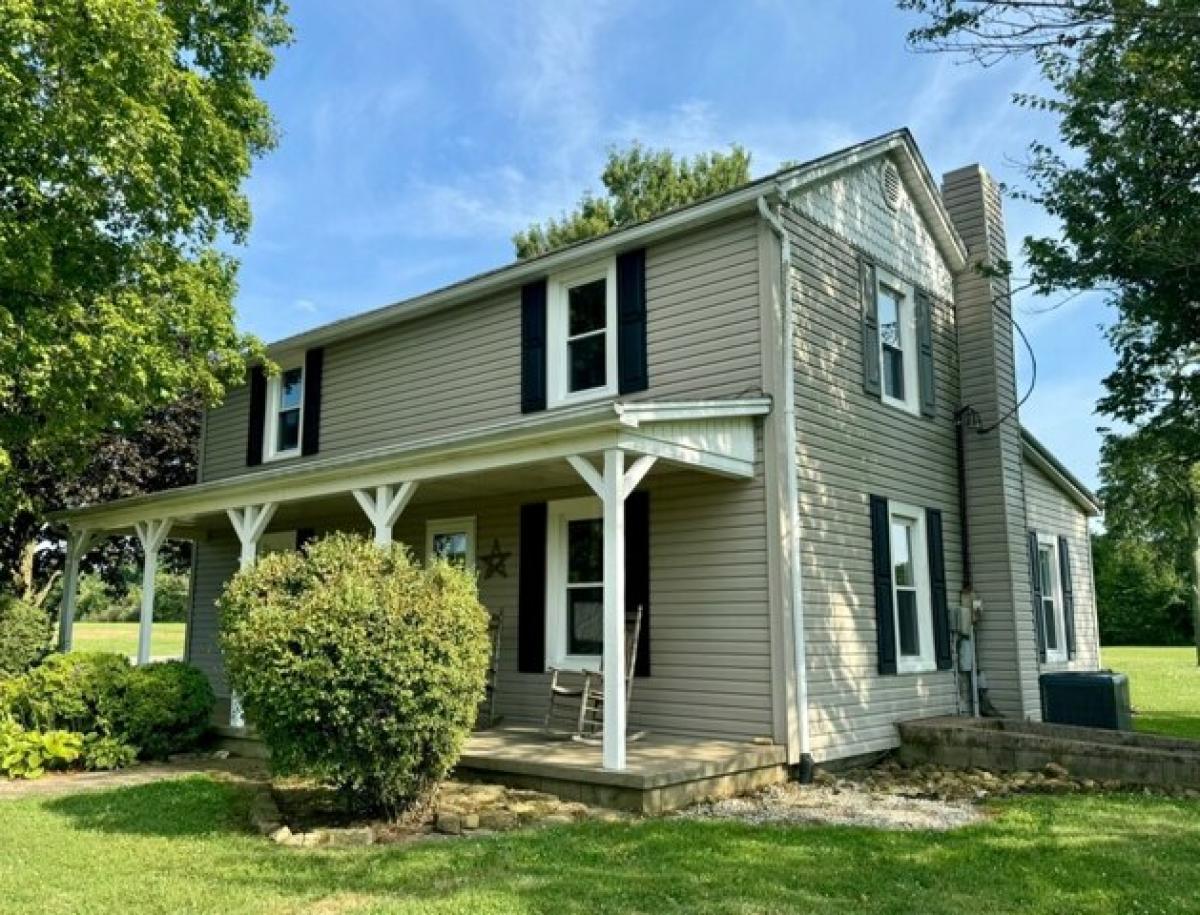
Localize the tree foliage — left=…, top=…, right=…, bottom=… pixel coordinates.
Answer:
left=0, top=0, right=292, bottom=522
left=1093, top=531, right=1189, bottom=645
left=513, top=143, right=752, bottom=259
left=0, top=393, right=202, bottom=593
left=902, top=0, right=1200, bottom=655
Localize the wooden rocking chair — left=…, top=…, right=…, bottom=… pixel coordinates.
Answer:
left=543, top=605, right=644, bottom=742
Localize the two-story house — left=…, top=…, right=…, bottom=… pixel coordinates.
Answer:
left=56, top=129, right=1101, bottom=796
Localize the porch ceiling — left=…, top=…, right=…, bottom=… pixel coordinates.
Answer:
left=54, top=398, right=770, bottom=535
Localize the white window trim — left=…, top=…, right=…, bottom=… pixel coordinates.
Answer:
left=1037, top=532, right=1069, bottom=664
left=547, top=259, right=618, bottom=409
left=889, top=501, right=936, bottom=674
left=545, top=495, right=603, bottom=671
left=876, top=268, right=920, bottom=417
left=426, top=516, right=477, bottom=569
left=264, top=364, right=305, bottom=463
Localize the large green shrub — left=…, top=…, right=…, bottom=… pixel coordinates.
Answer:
left=116, top=661, right=213, bottom=759
left=0, top=594, right=53, bottom=677
left=219, top=533, right=490, bottom=816
left=5, top=652, right=130, bottom=733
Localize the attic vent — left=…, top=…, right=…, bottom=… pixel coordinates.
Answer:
left=881, top=161, right=901, bottom=211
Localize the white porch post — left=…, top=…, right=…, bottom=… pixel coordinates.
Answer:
left=352, top=482, right=418, bottom=546
left=566, top=449, right=657, bottom=771
left=601, top=449, right=627, bottom=770
left=134, top=519, right=173, bottom=665
left=225, top=503, right=277, bottom=727
left=58, top=528, right=97, bottom=652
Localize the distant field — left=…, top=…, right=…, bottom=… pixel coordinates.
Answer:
left=71, top=622, right=185, bottom=660
left=1101, top=646, right=1200, bottom=741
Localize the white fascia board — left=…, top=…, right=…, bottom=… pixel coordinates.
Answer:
left=57, top=399, right=770, bottom=530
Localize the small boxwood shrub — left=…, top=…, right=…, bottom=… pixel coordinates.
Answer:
left=0, top=594, right=53, bottom=677
left=219, top=533, right=490, bottom=817
left=116, top=661, right=214, bottom=759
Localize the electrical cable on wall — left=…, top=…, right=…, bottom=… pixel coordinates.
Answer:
left=976, top=312, right=1037, bottom=436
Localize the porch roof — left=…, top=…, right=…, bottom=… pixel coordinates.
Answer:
left=54, top=398, right=771, bottom=534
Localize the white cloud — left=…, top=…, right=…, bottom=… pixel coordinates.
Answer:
left=294, top=298, right=318, bottom=314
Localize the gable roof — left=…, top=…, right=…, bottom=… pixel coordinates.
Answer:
left=1021, top=427, right=1102, bottom=516
left=266, top=128, right=967, bottom=360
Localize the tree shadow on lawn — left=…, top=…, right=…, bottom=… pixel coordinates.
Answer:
left=43, top=775, right=257, bottom=839
left=42, top=779, right=1200, bottom=913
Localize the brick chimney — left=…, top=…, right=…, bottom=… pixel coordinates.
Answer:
left=941, top=165, right=1039, bottom=719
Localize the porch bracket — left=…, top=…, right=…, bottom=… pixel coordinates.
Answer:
left=352, top=482, right=418, bottom=546
left=59, top=527, right=99, bottom=652
left=134, top=518, right=173, bottom=666
left=226, top=502, right=278, bottom=569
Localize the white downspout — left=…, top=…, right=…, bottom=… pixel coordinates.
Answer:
left=758, top=192, right=813, bottom=778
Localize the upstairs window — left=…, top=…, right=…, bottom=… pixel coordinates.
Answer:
left=547, top=260, right=617, bottom=407
left=877, top=270, right=918, bottom=415
left=266, top=365, right=304, bottom=461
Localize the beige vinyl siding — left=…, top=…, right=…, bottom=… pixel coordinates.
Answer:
left=185, top=460, right=775, bottom=742
left=185, top=537, right=239, bottom=696
left=200, top=216, right=763, bottom=482
left=784, top=165, right=963, bottom=762
left=1023, top=460, right=1101, bottom=671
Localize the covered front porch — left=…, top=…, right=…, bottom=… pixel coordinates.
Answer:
left=56, top=398, right=776, bottom=775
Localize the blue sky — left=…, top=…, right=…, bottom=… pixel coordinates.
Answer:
left=235, top=0, right=1114, bottom=490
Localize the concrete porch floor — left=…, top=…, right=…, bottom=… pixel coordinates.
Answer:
left=456, top=726, right=789, bottom=813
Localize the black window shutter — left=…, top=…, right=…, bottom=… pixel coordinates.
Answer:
left=518, top=502, right=547, bottom=673
left=625, top=489, right=651, bottom=677
left=1058, top=535, right=1077, bottom=659
left=915, top=290, right=936, bottom=418
left=246, top=365, right=267, bottom=467
left=521, top=280, right=547, bottom=413
left=860, top=257, right=881, bottom=397
left=1028, top=531, right=1047, bottom=662
left=926, top=508, right=953, bottom=671
left=617, top=248, right=649, bottom=395
left=869, top=495, right=897, bottom=675
left=301, top=347, right=324, bottom=457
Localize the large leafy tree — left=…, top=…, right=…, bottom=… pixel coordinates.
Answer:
left=901, top=0, right=1200, bottom=656
left=513, top=143, right=752, bottom=259
left=0, top=393, right=202, bottom=598
left=0, top=1, right=291, bottom=523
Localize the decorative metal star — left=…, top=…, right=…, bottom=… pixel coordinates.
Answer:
left=479, top=538, right=511, bottom=580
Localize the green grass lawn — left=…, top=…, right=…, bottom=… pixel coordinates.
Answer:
left=1101, top=646, right=1200, bottom=741
left=71, top=622, right=185, bottom=659
left=0, top=777, right=1198, bottom=914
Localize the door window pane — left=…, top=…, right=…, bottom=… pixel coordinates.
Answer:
left=567, top=586, right=604, bottom=655
left=432, top=532, right=469, bottom=567
left=567, top=519, right=603, bottom=583
left=568, top=279, right=606, bottom=336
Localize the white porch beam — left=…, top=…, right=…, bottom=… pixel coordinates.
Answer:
left=134, top=518, right=172, bottom=665
left=601, top=448, right=627, bottom=770
left=352, top=482, right=418, bottom=546
left=226, top=502, right=278, bottom=569
left=565, top=456, right=604, bottom=499
left=58, top=528, right=98, bottom=652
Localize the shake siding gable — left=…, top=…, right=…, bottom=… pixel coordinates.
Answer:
left=1023, top=459, right=1101, bottom=672
left=784, top=160, right=962, bottom=762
